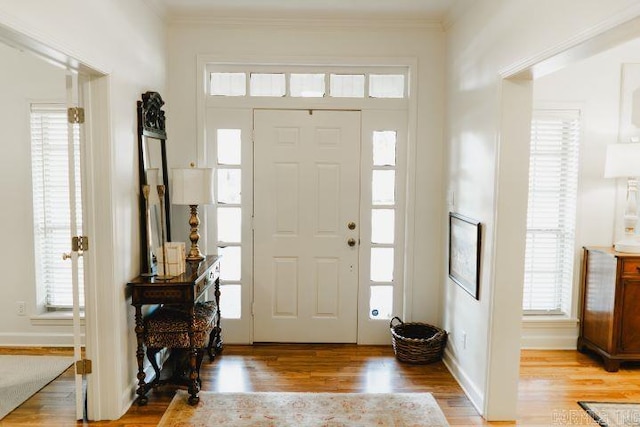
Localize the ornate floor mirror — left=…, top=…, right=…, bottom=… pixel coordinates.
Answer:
left=137, top=91, right=171, bottom=276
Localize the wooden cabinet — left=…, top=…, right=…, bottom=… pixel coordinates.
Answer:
left=579, top=247, right=640, bottom=371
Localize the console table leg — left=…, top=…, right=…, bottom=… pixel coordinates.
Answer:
left=187, top=306, right=200, bottom=405
left=134, top=305, right=148, bottom=405
left=213, top=278, right=223, bottom=354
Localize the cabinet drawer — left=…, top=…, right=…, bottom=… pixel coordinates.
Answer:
left=621, top=259, right=640, bottom=276
left=194, top=266, right=218, bottom=298
left=133, top=287, right=190, bottom=304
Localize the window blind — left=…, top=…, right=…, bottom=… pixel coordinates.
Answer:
left=522, top=109, right=580, bottom=314
left=30, top=104, right=84, bottom=309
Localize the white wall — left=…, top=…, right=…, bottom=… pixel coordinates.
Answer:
left=0, top=0, right=167, bottom=420
left=444, top=0, right=640, bottom=420
left=0, top=42, right=70, bottom=344
left=166, top=17, right=446, bottom=337
left=522, top=37, right=640, bottom=349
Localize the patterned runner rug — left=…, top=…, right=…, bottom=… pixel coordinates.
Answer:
left=158, top=390, right=450, bottom=426
left=579, top=401, right=640, bottom=427
left=0, top=355, right=73, bottom=420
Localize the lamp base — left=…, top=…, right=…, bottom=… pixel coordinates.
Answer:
left=614, top=239, right=640, bottom=253
left=186, top=204, right=205, bottom=262
left=186, top=253, right=205, bottom=262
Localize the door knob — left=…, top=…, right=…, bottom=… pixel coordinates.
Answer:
left=347, top=238, right=357, bottom=247
left=347, top=221, right=356, bottom=230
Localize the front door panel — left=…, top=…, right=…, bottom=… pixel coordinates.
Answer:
left=253, top=110, right=361, bottom=342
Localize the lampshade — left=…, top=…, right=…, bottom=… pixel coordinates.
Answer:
left=172, top=168, right=214, bottom=205
left=604, top=143, right=640, bottom=178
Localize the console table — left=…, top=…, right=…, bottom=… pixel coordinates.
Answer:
left=127, top=255, right=222, bottom=405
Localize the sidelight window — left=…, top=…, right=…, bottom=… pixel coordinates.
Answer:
left=216, top=129, right=243, bottom=319
left=369, top=130, right=398, bottom=319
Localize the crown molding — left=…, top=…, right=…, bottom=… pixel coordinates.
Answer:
left=442, top=0, right=472, bottom=31
left=142, top=0, right=168, bottom=21
left=500, top=4, right=640, bottom=80
left=168, top=10, right=444, bottom=31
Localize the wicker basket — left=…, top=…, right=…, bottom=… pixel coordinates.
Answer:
left=389, top=317, right=448, bottom=364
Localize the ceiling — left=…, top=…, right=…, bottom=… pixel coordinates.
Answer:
left=158, top=0, right=458, bottom=20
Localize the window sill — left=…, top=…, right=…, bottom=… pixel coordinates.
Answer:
left=522, top=315, right=579, bottom=328
left=30, top=311, right=85, bottom=327
left=521, top=315, right=579, bottom=349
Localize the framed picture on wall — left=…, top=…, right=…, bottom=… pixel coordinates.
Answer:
left=449, top=212, right=481, bottom=300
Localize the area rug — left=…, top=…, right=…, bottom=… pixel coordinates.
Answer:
left=158, top=390, right=450, bottom=426
left=0, top=355, right=73, bottom=420
left=579, top=401, right=640, bottom=427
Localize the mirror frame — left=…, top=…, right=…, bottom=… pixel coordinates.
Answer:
left=137, top=91, right=172, bottom=274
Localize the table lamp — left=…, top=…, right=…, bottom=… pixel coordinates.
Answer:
left=605, top=142, right=640, bottom=253
left=172, top=167, right=214, bottom=261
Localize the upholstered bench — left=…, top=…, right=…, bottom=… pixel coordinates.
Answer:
left=143, top=300, right=217, bottom=386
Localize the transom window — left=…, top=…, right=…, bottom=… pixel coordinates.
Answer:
left=209, top=66, right=407, bottom=100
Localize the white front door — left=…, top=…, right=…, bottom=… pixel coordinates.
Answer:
left=253, top=110, right=361, bottom=342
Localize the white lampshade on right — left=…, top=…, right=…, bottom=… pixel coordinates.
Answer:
left=605, top=143, right=640, bottom=253
left=604, top=143, right=640, bottom=178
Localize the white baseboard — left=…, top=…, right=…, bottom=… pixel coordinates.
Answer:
left=442, top=347, right=484, bottom=416
left=0, top=332, right=84, bottom=347
left=520, top=317, right=579, bottom=350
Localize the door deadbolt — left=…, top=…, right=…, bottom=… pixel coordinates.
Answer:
left=347, top=238, right=357, bottom=247
left=347, top=221, right=356, bottom=230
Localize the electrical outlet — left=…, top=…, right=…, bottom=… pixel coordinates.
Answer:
left=17, top=301, right=26, bottom=316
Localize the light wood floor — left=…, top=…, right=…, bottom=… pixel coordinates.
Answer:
left=1, top=345, right=639, bottom=426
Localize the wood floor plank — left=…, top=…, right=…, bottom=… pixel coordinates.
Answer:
left=1, top=345, right=640, bottom=426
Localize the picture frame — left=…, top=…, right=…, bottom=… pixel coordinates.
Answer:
left=448, top=212, right=481, bottom=300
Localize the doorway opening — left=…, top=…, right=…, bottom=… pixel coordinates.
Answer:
left=200, top=61, right=414, bottom=344
left=0, top=22, right=108, bottom=421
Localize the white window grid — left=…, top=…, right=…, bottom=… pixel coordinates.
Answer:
left=523, top=109, right=581, bottom=315
left=30, top=104, right=85, bottom=310
left=208, top=65, right=408, bottom=100
left=215, top=130, right=243, bottom=319
left=369, top=131, right=398, bottom=320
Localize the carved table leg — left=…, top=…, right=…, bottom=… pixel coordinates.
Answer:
left=187, top=305, right=200, bottom=405
left=213, top=278, right=224, bottom=354
left=134, top=305, right=149, bottom=405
